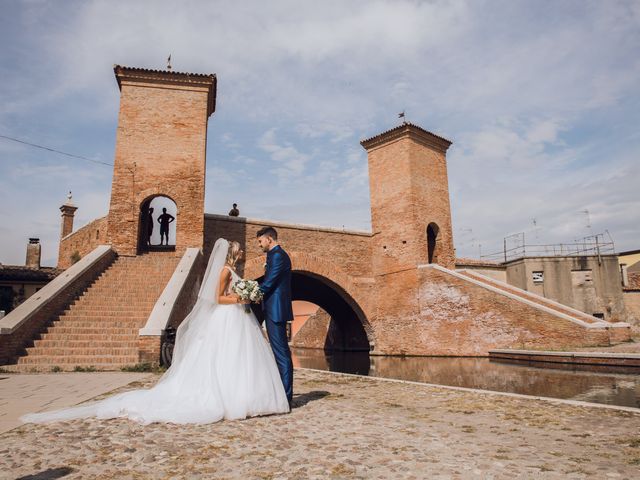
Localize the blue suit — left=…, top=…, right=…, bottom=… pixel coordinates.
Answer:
left=260, top=245, right=293, bottom=403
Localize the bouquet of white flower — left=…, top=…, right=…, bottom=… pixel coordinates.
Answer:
left=231, top=279, right=263, bottom=312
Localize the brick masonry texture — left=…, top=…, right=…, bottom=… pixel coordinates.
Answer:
left=291, top=308, right=331, bottom=349
left=58, top=216, right=108, bottom=270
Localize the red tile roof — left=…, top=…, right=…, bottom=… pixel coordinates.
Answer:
left=0, top=265, right=62, bottom=282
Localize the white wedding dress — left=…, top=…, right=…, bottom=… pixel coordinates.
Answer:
left=21, top=239, right=290, bottom=425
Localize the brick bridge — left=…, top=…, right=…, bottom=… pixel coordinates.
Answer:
left=0, top=66, right=630, bottom=370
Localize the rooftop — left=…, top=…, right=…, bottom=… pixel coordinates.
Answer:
left=0, top=265, right=62, bottom=283
left=455, top=257, right=504, bottom=268
left=113, top=65, right=217, bottom=116
left=360, top=122, right=452, bottom=153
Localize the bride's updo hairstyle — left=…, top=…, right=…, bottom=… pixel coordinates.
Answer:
left=226, top=241, right=242, bottom=267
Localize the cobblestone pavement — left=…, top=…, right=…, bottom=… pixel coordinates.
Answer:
left=2, top=368, right=640, bottom=479
left=0, top=372, right=152, bottom=434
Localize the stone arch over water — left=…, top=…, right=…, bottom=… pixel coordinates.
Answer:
left=244, top=252, right=374, bottom=352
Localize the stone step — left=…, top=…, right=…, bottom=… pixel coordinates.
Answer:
left=46, top=322, right=144, bottom=330
left=58, top=313, right=149, bottom=320
left=40, top=333, right=137, bottom=341
left=25, top=346, right=139, bottom=356
left=17, top=355, right=139, bottom=364
left=75, top=289, right=165, bottom=296
left=1, top=364, right=138, bottom=373
left=34, top=339, right=139, bottom=348
left=47, top=327, right=140, bottom=335
left=67, top=301, right=157, bottom=308
left=60, top=307, right=151, bottom=318
left=10, top=252, right=180, bottom=369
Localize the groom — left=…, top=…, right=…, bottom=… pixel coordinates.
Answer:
left=256, top=226, right=294, bottom=408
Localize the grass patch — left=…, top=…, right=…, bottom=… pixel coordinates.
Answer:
left=73, top=365, right=96, bottom=372
left=121, top=363, right=166, bottom=373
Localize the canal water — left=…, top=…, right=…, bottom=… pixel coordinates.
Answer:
left=291, top=348, right=640, bottom=409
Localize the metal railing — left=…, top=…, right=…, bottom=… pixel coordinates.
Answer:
left=481, top=231, right=615, bottom=263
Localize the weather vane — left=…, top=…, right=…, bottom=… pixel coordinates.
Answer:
left=167, top=54, right=172, bottom=71
left=398, top=111, right=407, bottom=124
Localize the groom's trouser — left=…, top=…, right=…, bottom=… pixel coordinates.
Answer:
left=265, top=319, right=293, bottom=402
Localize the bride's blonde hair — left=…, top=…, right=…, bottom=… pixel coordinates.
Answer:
left=226, top=241, right=243, bottom=267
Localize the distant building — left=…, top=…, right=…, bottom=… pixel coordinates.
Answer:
left=619, top=249, right=640, bottom=330
left=0, top=239, right=60, bottom=315
left=503, top=255, right=627, bottom=323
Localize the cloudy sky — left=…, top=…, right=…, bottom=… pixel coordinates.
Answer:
left=1, top=0, right=638, bottom=266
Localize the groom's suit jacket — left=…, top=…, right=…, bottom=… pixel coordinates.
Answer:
left=260, top=245, right=293, bottom=324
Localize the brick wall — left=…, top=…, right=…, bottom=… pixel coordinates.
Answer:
left=58, top=216, right=108, bottom=269
left=370, top=266, right=610, bottom=356
left=204, top=214, right=373, bottom=278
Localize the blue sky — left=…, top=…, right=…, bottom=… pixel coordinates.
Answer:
left=1, top=0, right=639, bottom=266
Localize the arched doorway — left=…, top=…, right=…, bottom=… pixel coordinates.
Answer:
left=427, top=222, right=440, bottom=264
left=138, top=195, right=177, bottom=252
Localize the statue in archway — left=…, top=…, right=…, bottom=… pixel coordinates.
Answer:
left=157, top=208, right=175, bottom=245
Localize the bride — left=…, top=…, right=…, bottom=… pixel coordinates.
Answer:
left=21, top=238, right=290, bottom=425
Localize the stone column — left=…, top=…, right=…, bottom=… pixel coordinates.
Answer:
left=60, top=192, right=78, bottom=239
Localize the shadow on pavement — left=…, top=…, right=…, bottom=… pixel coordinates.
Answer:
left=292, top=390, right=330, bottom=408
left=16, top=467, right=75, bottom=480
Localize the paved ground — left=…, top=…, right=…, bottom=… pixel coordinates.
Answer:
left=0, top=372, right=152, bottom=434
left=2, top=368, right=640, bottom=479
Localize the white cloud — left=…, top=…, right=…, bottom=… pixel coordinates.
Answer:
left=0, top=0, right=639, bottom=265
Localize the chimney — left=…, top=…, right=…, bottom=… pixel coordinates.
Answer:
left=26, top=238, right=41, bottom=269
left=60, top=191, right=78, bottom=239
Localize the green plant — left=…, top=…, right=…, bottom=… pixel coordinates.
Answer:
left=73, top=365, right=96, bottom=372
left=121, top=363, right=166, bottom=373
left=51, top=365, right=62, bottom=372
left=70, top=251, right=81, bottom=264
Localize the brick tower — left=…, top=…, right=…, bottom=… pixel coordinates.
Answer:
left=361, top=122, right=455, bottom=271
left=106, top=65, right=217, bottom=256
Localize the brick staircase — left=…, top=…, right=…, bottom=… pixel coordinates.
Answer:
left=456, top=269, right=612, bottom=325
left=7, top=252, right=179, bottom=372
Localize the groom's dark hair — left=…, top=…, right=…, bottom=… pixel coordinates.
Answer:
left=256, top=226, right=278, bottom=241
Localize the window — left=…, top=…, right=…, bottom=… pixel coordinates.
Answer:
left=532, top=271, right=544, bottom=283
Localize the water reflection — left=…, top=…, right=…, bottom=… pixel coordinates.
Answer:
left=291, top=348, right=640, bottom=409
